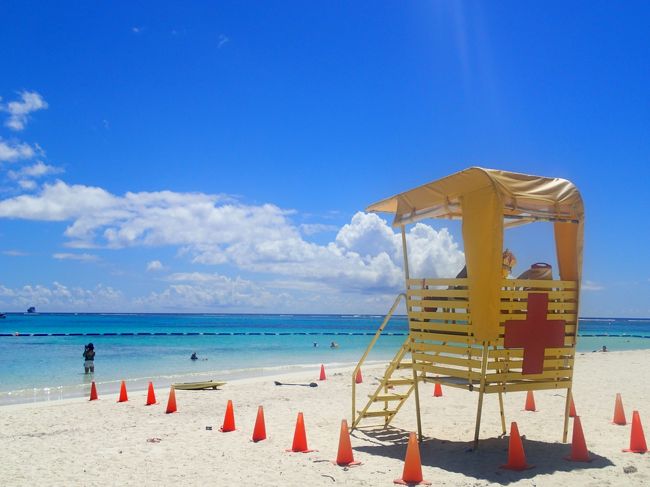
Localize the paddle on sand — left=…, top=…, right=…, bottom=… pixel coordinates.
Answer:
left=274, top=381, right=318, bottom=387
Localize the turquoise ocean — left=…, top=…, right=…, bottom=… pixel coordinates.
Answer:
left=1, top=313, right=648, bottom=405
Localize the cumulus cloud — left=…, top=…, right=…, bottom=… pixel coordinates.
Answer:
left=0, top=282, right=123, bottom=311
left=299, top=223, right=339, bottom=235
left=147, top=260, right=164, bottom=272
left=0, top=139, right=35, bottom=162
left=582, top=280, right=604, bottom=291
left=17, top=179, right=37, bottom=190
left=2, top=249, right=28, bottom=256
left=166, top=272, right=226, bottom=282
left=8, top=161, right=63, bottom=179
left=5, top=161, right=63, bottom=191
left=0, top=180, right=281, bottom=248
left=0, top=181, right=465, bottom=298
left=0, top=180, right=124, bottom=223
left=52, top=252, right=99, bottom=262
left=141, top=273, right=397, bottom=313
left=2, top=91, right=48, bottom=131
left=191, top=212, right=464, bottom=294
left=136, top=274, right=281, bottom=310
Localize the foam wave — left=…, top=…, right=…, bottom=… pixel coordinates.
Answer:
left=0, top=359, right=387, bottom=405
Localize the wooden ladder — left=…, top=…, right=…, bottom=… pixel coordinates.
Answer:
left=351, top=338, right=417, bottom=429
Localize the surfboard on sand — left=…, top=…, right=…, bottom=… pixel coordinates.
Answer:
left=171, top=380, right=226, bottom=390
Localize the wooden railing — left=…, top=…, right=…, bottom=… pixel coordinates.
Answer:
left=405, top=277, right=579, bottom=393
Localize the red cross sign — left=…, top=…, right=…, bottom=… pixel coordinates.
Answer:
left=504, top=293, right=566, bottom=375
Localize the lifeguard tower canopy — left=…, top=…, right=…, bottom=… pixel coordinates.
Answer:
left=366, top=166, right=584, bottom=342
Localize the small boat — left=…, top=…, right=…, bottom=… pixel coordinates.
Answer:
left=27, top=306, right=36, bottom=314
left=0, top=313, right=5, bottom=319
left=171, top=380, right=226, bottom=390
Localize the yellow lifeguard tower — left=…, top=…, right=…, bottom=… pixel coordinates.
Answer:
left=351, top=167, right=583, bottom=447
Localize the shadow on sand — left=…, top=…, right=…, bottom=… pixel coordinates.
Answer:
left=352, top=426, right=614, bottom=484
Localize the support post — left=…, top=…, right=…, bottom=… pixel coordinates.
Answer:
left=401, top=225, right=410, bottom=284
left=400, top=225, right=423, bottom=441
left=563, top=387, right=572, bottom=443
left=498, top=392, right=506, bottom=436
left=493, top=344, right=507, bottom=436
left=352, top=378, right=356, bottom=427
left=411, top=343, right=423, bottom=442
left=473, top=342, right=490, bottom=449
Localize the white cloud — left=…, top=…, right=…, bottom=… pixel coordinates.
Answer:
left=582, top=280, right=604, bottom=291
left=17, top=179, right=37, bottom=190
left=52, top=252, right=98, bottom=262
left=0, top=180, right=122, bottom=223
left=2, top=249, right=28, bottom=256
left=299, top=223, right=339, bottom=235
left=401, top=223, right=465, bottom=278
left=192, top=212, right=464, bottom=294
left=136, top=274, right=280, bottom=310
left=8, top=161, right=63, bottom=179
left=336, top=211, right=398, bottom=258
left=0, top=180, right=278, bottom=248
left=0, top=139, right=35, bottom=162
left=218, top=34, right=229, bottom=48
left=147, top=260, right=164, bottom=272
left=166, top=272, right=226, bottom=282
left=0, top=282, right=123, bottom=311
left=0, top=181, right=465, bottom=299
left=2, top=91, right=48, bottom=131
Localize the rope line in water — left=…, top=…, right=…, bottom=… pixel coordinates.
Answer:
left=0, top=331, right=404, bottom=337
left=1, top=332, right=648, bottom=338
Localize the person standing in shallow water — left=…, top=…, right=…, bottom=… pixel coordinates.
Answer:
left=83, top=343, right=95, bottom=374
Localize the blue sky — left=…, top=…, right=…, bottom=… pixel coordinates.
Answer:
left=0, top=2, right=648, bottom=316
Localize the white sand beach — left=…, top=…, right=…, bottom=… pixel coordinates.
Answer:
left=1, top=349, right=648, bottom=486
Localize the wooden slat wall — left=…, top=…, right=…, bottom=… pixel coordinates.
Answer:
left=406, top=277, right=579, bottom=393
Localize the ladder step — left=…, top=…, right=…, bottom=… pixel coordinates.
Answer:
left=396, top=361, right=413, bottom=369
left=384, top=378, right=414, bottom=386
left=358, top=410, right=395, bottom=418
left=371, top=394, right=408, bottom=402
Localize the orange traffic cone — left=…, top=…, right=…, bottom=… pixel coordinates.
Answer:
left=220, top=400, right=236, bottom=432
left=332, top=419, right=361, bottom=466
left=146, top=382, right=157, bottom=405
left=165, top=386, right=177, bottom=414
left=565, top=416, right=591, bottom=462
left=319, top=364, right=327, bottom=381
left=569, top=396, right=577, bottom=418
left=612, top=393, right=627, bottom=425
left=252, top=406, right=267, bottom=442
left=117, top=380, right=128, bottom=402
left=394, top=432, right=430, bottom=485
left=623, top=410, right=648, bottom=453
left=355, top=369, right=363, bottom=384
left=524, top=391, right=537, bottom=412
left=89, top=381, right=98, bottom=401
left=286, top=412, right=315, bottom=453
left=500, top=422, right=534, bottom=470
left=433, top=383, right=443, bottom=397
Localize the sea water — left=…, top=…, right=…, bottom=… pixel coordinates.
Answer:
left=0, top=313, right=648, bottom=405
